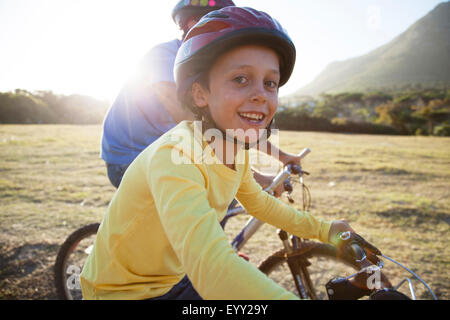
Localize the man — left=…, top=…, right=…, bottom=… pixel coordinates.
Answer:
left=101, top=1, right=236, bottom=188
left=101, top=0, right=303, bottom=195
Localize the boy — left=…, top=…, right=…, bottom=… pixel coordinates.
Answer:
left=80, top=7, right=379, bottom=300
left=101, top=0, right=300, bottom=195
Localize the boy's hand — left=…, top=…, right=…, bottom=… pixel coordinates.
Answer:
left=328, top=220, right=355, bottom=245
left=328, top=220, right=382, bottom=255
left=329, top=220, right=383, bottom=259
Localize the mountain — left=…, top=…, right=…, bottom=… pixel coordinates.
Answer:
left=294, top=2, right=450, bottom=96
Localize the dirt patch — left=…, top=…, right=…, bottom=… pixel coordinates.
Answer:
left=0, top=241, right=60, bottom=299
left=375, top=207, right=450, bottom=226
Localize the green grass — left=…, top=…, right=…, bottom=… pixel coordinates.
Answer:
left=0, top=125, right=449, bottom=299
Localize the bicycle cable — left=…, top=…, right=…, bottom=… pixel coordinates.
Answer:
left=288, top=173, right=312, bottom=211
left=302, top=183, right=312, bottom=212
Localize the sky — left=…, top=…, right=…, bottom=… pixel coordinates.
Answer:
left=0, top=0, right=445, bottom=102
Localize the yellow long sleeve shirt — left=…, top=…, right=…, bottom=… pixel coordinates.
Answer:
left=80, top=121, right=332, bottom=300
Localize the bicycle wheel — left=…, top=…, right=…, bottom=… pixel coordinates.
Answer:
left=259, top=241, right=361, bottom=300
left=54, top=223, right=99, bottom=300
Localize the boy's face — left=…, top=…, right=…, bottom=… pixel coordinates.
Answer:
left=193, top=44, right=280, bottom=144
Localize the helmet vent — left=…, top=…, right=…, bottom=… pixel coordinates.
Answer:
left=205, top=12, right=229, bottom=19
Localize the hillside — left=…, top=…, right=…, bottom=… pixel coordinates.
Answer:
left=295, top=2, right=450, bottom=96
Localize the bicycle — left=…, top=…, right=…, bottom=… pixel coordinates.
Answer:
left=54, top=148, right=438, bottom=300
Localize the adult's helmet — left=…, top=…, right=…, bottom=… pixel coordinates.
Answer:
left=174, top=6, right=296, bottom=148
left=172, top=0, right=235, bottom=30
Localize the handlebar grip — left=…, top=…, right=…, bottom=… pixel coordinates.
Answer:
left=338, top=231, right=367, bottom=262
left=349, top=243, right=366, bottom=262
left=297, top=148, right=311, bottom=160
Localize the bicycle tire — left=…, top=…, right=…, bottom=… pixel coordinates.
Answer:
left=259, top=242, right=361, bottom=300
left=54, top=223, right=100, bottom=300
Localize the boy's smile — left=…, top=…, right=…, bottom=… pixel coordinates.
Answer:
left=192, top=44, right=280, bottom=144
left=237, top=111, right=266, bottom=126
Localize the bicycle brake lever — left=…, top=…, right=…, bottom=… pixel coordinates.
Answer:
left=350, top=243, right=367, bottom=263
left=283, top=179, right=293, bottom=191
left=286, top=194, right=294, bottom=203
left=283, top=179, right=295, bottom=203
left=290, top=165, right=309, bottom=176
left=338, top=232, right=367, bottom=263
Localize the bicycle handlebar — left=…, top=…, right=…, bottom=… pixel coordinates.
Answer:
left=284, top=148, right=310, bottom=176
left=336, top=231, right=438, bottom=299
left=337, top=231, right=383, bottom=266
left=278, top=148, right=438, bottom=300
left=349, top=243, right=367, bottom=262
left=297, top=148, right=311, bottom=159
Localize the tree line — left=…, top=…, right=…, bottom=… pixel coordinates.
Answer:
left=0, top=89, right=109, bottom=124
left=1, top=88, right=449, bottom=136
left=276, top=88, right=450, bottom=136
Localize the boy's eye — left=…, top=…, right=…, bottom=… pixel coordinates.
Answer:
left=233, top=76, right=248, bottom=85
left=265, top=80, right=278, bottom=89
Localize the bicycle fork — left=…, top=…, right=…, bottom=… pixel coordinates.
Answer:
left=278, top=230, right=317, bottom=300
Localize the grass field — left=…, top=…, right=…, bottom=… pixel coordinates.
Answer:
left=0, top=124, right=449, bottom=300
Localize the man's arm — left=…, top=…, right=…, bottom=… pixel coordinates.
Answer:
left=251, top=168, right=285, bottom=197
left=133, top=41, right=195, bottom=124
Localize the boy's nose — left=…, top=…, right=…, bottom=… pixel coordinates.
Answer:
left=249, top=84, right=268, bottom=104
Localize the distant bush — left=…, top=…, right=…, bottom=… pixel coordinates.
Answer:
left=282, top=88, right=449, bottom=135
left=274, top=111, right=399, bottom=135
left=330, top=118, right=400, bottom=134
left=0, top=89, right=109, bottom=124
left=433, top=123, right=450, bottom=136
